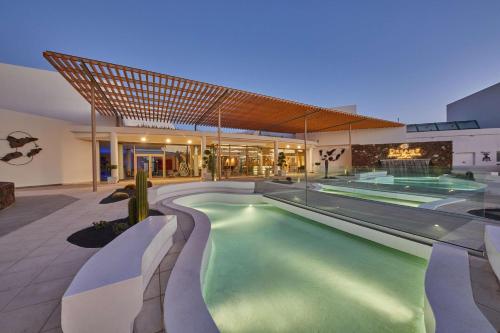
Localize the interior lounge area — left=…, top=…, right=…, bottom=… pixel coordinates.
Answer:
left=81, top=129, right=311, bottom=183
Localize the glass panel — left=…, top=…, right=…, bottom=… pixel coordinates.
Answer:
left=136, top=156, right=150, bottom=174
left=99, top=141, right=111, bottom=181
left=406, top=124, right=418, bottom=132
left=416, top=123, right=438, bottom=132
left=151, top=156, right=164, bottom=177
left=436, top=122, right=458, bottom=131
left=456, top=120, right=480, bottom=129
left=258, top=115, right=492, bottom=256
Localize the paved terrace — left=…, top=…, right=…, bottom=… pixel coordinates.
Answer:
left=0, top=179, right=499, bottom=332
left=0, top=181, right=198, bottom=333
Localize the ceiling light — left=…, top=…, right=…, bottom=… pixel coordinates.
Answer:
left=286, top=145, right=290, bottom=148
left=297, top=145, right=301, bottom=149
left=140, top=137, right=146, bottom=142
left=166, top=138, right=171, bottom=143
left=187, top=139, right=192, bottom=144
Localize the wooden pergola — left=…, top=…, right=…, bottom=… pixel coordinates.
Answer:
left=43, top=51, right=403, bottom=190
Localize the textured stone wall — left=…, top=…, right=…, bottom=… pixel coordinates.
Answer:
left=0, top=182, right=15, bottom=210
left=352, top=141, right=453, bottom=169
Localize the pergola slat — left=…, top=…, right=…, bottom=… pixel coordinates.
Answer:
left=43, top=51, right=403, bottom=133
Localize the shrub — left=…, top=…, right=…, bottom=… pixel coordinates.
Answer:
left=124, top=184, right=136, bottom=190
left=465, top=171, right=474, bottom=180
left=112, top=222, right=129, bottom=236
left=92, top=220, right=109, bottom=230
left=286, top=177, right=292, bottom=182
left=147, top=181, right=153, bottom=188
left=111, top=191, right=129, bottom=200
left=128, top=197, right=137, bottom=225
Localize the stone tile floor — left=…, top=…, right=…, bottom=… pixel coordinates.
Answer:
left=0, top=183, right=192, bottom=333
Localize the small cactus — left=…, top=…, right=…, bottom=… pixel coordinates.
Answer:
left=128, top=197, right=137, bottom=225
left=135, top=170, right=149, bottom=222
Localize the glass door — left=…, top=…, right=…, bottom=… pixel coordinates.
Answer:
left=151, top=155, right=165, bottom=177
left=136, top=155, right=150, bottom=176
left=135, top=154, right=165, bottom=178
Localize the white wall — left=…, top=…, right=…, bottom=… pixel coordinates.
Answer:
left=407, top=128, right=500, bottom=170
left=0, top=63, right=116, bottom=126
left=303, top=127, right=406, bottom=171
left=303, top=126, right=500, bottom=172
left=0, top=108, right=92, bottom=187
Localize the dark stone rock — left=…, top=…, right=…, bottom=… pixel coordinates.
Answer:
left=0, top=182, right=15, bottom=210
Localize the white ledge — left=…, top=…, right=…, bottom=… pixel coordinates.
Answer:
left=424, top=243, right=495, bottom=333
left=62, top=215, right=177, bottom=333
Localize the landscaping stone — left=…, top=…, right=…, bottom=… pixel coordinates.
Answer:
left=0, top=182, right=15, bottom=210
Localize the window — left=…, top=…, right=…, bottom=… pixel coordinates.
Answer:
left=416, top=123, right=438, bottom=132
left=497, top=151, right=500, bottom=163
left=436, top=122, right=458, bottom=131
left=406, top=124, right=418, bottom=132
left=456, top=120, right=479, bottom=130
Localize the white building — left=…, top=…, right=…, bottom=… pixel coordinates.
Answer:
left=2, top=54, right=499, bottom=189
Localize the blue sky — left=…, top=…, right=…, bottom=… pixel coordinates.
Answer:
left=1, top=0, right=500, bottom=124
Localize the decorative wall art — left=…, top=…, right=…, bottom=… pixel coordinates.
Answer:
left=481, top=152, right=492, bottom=162
left=0, top=131, right=42, bottom=165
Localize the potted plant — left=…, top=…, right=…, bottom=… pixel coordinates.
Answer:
left=202, top=145, right=216, bottom=181
left=277, top=152, right=287, bottom=176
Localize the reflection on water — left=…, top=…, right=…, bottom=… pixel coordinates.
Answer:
left=191, top=202, right=427, bottom=333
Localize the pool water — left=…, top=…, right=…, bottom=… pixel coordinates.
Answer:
left=189, top=202, right=427, bottom=333
left=319, top=187, right=439, bottom=207
left=356, top=175, right=485, bottom=191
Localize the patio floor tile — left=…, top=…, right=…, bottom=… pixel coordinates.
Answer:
left=4, top=277, right=72, bottom=311
left=133, top=296, right=163, bottom=333
left=0, top=300, right=59, bottom=333
left=0, top=268, right=40, bottom=292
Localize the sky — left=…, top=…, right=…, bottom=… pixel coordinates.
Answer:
left=1, top=0, right=500, bottom=124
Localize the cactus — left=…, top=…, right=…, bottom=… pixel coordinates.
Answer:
left=128, top=197, right=137, bottom=225
left=135, top=170, right=149, bottom=222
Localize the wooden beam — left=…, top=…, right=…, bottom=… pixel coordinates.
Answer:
left=194, top=89, right=230, bottom=125
left=43, top=51, right=403, bottom=133
left=91, top=83, right=97, bottom=192
left=80, top=62, right=121, bottom=122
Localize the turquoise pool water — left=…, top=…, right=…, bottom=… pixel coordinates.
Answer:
left=356, top=175, right=486, bottom=191
left=189, top=202, right=427, bottom=333
left=319, top=185, right=441, bottom=207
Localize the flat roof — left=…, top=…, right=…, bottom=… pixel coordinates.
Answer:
left=43, top=51, right=403, bottom=133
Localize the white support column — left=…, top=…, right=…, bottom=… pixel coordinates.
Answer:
left=274, top=141, right=279, bottom=175
left=110, top=132, right=119, bottom=183
left=91, top=84, right=97, bottom=192
left=118, top=144, right=124, bottom=180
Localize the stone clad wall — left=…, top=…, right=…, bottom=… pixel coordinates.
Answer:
left=352, top=141, right=453, bottom=170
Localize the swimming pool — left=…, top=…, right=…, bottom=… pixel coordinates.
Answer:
left=319, top=184, right=443, bottom=207
left=188, top=201, right=427, bottom=333
left=355, top=175, right=486, bottom=192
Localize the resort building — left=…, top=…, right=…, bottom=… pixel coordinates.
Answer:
left=0, top=53, right=401, bottom=188
left=1, top=52, right=500, bottom=333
